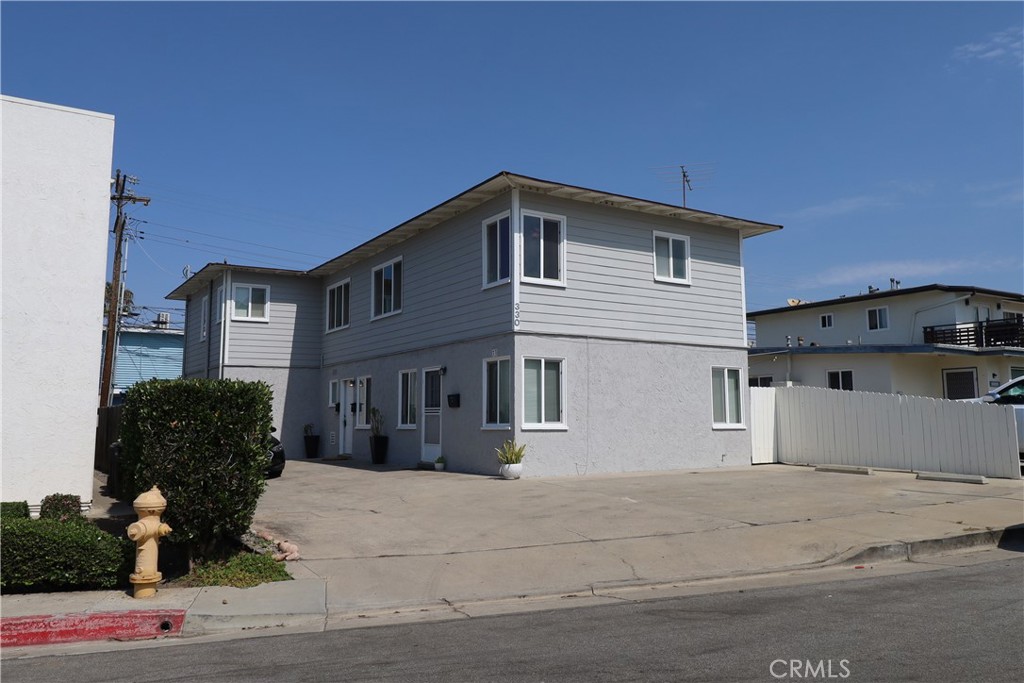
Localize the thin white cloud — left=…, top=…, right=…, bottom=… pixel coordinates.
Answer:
left=965, top=178, right=1024, bottom=207
left=798, top=257, right=1014, bottom=290
left=952, top=27, right=1023, bottom=66
left=782, top=195, right=893, bottom=222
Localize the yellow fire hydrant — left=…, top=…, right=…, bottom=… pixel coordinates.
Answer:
left=126, top=486, right=172, bottom=599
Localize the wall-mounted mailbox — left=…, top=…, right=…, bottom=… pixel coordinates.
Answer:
left=447, top=393, right=460, bottom=408
left=334, top=402, right=341, bottom=414
left=350, top=402, right=357, bottom=414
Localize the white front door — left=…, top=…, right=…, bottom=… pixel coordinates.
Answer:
left=339, top=380, right=355, bottom=456
left=421, top=368, right=442, bottom=462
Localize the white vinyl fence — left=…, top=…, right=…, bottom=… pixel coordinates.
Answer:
left=750, top=386, right=1021, bottom=479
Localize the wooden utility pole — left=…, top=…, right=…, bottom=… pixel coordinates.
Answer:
left=99, top=170, right=150, bottom=407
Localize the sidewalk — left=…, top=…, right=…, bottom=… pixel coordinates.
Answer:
left=3, top=462, right=1022, bottom=650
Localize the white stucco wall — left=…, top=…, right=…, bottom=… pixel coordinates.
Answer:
left=1, top=96, right=115, bottom=511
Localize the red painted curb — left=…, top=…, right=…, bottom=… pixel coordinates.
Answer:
left=0, top=610, right=186, bottom=647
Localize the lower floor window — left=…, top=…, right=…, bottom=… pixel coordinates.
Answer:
left=827, top=370, right=854, bottom=391
left=749, top=375, right=773, bottom=388
left=399, top=370, right=417, bottom=427
left=712, top=367, right=743, bottom=426
left=357, top=376, right=372, bottom=428
left=485, top=357, right=511, bottom=427
left=523, top=357, right=563, bottom=426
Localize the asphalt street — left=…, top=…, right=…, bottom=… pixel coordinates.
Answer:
left=3, top=549, right=1022, bottom=683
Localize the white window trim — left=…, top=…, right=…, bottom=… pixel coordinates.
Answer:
left=326, top=279, right=351, bottom=333
left=820, top=313, right=834, bottom=329
left=711, top=366, right=745, bottom=430
left=652, top=231, right=692, bottom=286
left=398, top=369, right=418, bottom=430
left=370, top=256, right=403, bottom=321
left=328, top=379, right=340, bottom=407
left=481, top=211, right=512, bottom=290
left=482, top=356, right=512, bottom=430
left=521, top=356, right=567, bottom=431
left=866, top=306, right=889, bottom=332
left=199, top=295, right=209, bottom=340
left=355, top=376, right=372, bottom=429
left=826, top=369, right=855, bottom=391
left=231, top=283, right=270, bottom=322
left=520, top=210, right=567, bottom=287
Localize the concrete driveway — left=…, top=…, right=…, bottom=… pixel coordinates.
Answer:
left=251, top=461, right=1024, bottom=621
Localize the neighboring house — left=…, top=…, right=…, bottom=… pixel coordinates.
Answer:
left=748, top=284, right=1024, bottom=399
left=1, top=95, right=115, bottom=513
left=167, top=172, right=781, bottom=476
left=101, top=324, right=185, bottom=402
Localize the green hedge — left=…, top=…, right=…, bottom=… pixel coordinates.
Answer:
left=1, top=518, right=133, bottom=593
left=1, top=501, right=30, bottom=519
left=118, top=378, right=273, bottom=560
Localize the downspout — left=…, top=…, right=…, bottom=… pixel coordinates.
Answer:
left=510, top=187, right=521, bottom=435
left=738, top=236, right=748, bottom=346
left=204, top=281, right=212, bottom=377
left=220, top=271, right=232, bottom=379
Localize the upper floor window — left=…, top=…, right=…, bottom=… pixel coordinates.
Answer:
left=327, top=280, right=350, bottom=331
left=233, top=284, right=269, bottom=321
left=200, top=295, right=209, bottom=339
left=820, top=313, right=834, bottom=329
left=372, top=258, right=402, bottom=319
left=653, top=231, right=691, bottom=285
left=483, top=212, right=511, bottom=287
left=712, top=367, right=743, bottom=428
left=521, top=211, right=565, bottom=285
left=867, top=306, right=888, bottom=331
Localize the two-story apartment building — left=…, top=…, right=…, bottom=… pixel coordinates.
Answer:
left=168, top=172, right=781, bottom=476
left=748, top=284, right=1024, bottom=399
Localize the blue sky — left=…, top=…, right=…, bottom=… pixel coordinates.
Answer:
left=3, top=2, right=1021, bottom=327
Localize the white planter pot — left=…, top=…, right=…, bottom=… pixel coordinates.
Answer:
left=434, top=462, right=445, bottom=471
left=499, top=463, right=522, bottom=480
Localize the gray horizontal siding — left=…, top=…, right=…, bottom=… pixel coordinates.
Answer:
left=228, top=275, right=322, bottom=368
left=183, top=294, right=208, bottom=377
left=517, top=192, right=746, bottom=347
left=322, top=194, right=514, bottom=364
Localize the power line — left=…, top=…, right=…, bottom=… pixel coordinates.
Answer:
left=136, top=218, right=324, bottom=259
left=138, top=233, right=317, bottom=267
left=138, top=234, right=312, bottom=269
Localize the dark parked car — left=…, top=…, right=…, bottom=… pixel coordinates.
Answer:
left=266, top=428, right=286, bottom=478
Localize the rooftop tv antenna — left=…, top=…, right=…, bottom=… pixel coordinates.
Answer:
left=651, top=163, right=717, bottom=208
left=680, top=166, right=693, bottom=207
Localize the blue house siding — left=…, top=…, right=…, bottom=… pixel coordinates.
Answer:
left=111, top=328, right=184, bottom=393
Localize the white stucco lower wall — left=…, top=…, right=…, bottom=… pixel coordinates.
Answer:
left=1, top=96, right=114, bottom=511
left=514, top=335, right=753, bottom=477
left=223, top=366, right=320, bottom=462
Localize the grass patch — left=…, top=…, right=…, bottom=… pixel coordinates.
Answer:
left=172, top=550, right=292, bottom=588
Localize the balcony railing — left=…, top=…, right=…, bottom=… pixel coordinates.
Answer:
left=923, top=318, right=1024, bottom=348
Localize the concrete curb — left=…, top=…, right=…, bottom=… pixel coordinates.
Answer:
left=0, top=610, right=185, bottom=647
left=832, top=526, right=1022, bottom=566
left=3, top=526, right=1019, bottom=648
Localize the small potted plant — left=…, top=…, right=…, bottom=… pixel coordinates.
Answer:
left=369, top=408, right=388, bottom=465
left=495, top=439, right=526, bottom=479
left=303, top=423, right=320, bottom=459
left=434, top=455, right=446, bottom=471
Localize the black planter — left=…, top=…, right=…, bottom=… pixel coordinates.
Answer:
left=304, top=435, right=320, bottom=459
left=369, top=435, right=389, bottom=464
